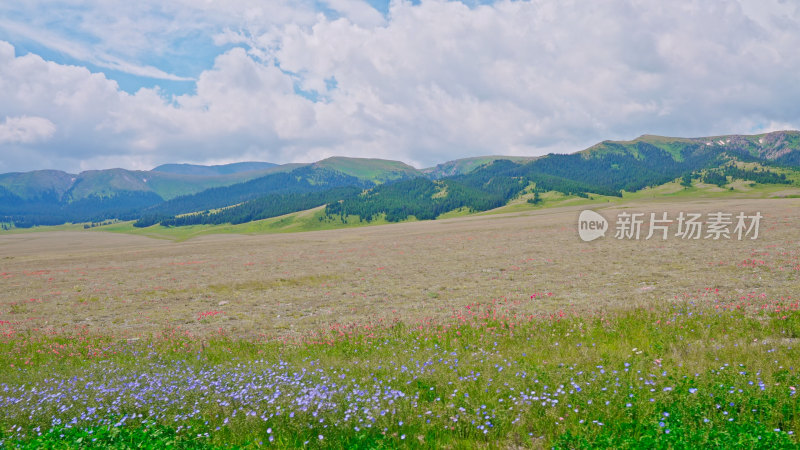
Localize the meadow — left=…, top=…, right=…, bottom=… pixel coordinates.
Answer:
left=1, top=197, right=799, bottom=448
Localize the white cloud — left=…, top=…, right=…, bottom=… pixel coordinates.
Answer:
left=0, top=40, right=122, bottom=139
left=262, top=0, right=800, bottom=156
left=0, top=19, right=193, bottom=81
left=321, top=0, right=386, bottom=27
left=0, top=116, right=56, bottom=144
left=1, top=1, right=800, bottom=173
left=0, top=1, right=324, bottom=59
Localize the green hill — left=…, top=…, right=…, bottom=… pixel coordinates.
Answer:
left=0, top=165, right=301, bottom=204
left=583, top=130, right=800, bottom=162
left=312, top=157, right=421, bottom=183
left=324, top=131, right=800, bottom=224
left=3, top=131, right=800, bottom=230
left=422, top=155, right=537, bottom=178
left=141, top=164, right=303, bottom=200
left=0, top=170, right=75, bottom=199
left=151, top=161, right=277, bottom=176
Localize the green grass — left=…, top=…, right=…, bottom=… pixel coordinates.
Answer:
left=0, top=170, right=75, bottom=200
left=313, top=157, right=421, bottom=183
left=1, top=299, right=798, bottom=448
left=0, top=222, right=91, bottom=234
left=1, top=423, right=221, bottom=449
left=622, top=179, right=799, bottom=200
left=436, top=207, right=473, bottom=219
left=422, top=156, right=537, bottom=178
left=145, top=165, right=303, bottom=201
left=6, top=177, right=798, bottom=240
left=482, top=177, right=800, bottom=216
left=94, top=208, right=409, bottom=241
left=207, top=274, right=342, bottom=295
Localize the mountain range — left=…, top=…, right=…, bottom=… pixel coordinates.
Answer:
left=1, top=130, right=799, bottom=229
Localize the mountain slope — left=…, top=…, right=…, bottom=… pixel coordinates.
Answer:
left=324, top=131, right=800, bottom=223
left=0, top=170, right=76, bottom=200
left=151, top=161, right=277, bottom=176
left=2, top=130, right=800, bottom=229
left=133, top=166, right=373, bottom=226
left=583, top=130, right=800, bottom=162
left=311, top=157, right=421, bottom=183
left=422, top=155, right=537, bottom=178
left=140, top=165, right=304, bottom=200
left=0, top=165, right=302, bottom=204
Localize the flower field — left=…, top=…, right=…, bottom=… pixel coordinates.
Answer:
left=1, top=198, right=798, bottom=448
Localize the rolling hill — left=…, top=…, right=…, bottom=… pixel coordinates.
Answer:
left=583, top=130, right=800, bottom=162
left=0, top=170, right=76, bottom=200
left=2, top=131, right=799, bottom=230
left=0, top=158, right=423, bottom=227
left=311, top=157, right=422, bottom=183
left=421, top=155, right=538, bottom=178
left=151, top=161, right=278, bottom=176
left=323, top=131, right=800, bottom=224
left=132, top=166, right=372, bottom=227
left=0, top=165, right=292, bottom=202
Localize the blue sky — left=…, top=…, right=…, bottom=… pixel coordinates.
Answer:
left=0, top=0, right=400, bottom=96
left=0, top=0, right=799, bottom=173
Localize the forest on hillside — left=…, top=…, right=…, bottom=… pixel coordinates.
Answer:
left=3, top=138, right=800, bottom=229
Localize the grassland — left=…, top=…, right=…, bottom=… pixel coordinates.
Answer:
left=485, top=178, right=800, bottom=216
left=3, top=175, right=799, bottom=241
left=1, top=197, right=799, bottom=448
left=0, top=207, right=409, bottom=242
left=99, top=208, right=413, bottom=242
left=313, top=157, right=421, bottom=183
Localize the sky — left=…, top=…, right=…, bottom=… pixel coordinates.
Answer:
left=1, top=0, right=799, bottom=173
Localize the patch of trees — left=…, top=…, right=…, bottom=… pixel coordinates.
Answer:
left=701, top=170, right=728, bottom=187
left=323, top=146, right=718, bottom=223
left=137, top=167, right=370, bottom=220
left=723, top=166, right=790, bottom=185
left=137, top=186, right=363, bottom=227
left=325, top=176, right=523, bottom=222
left=701, top=166, right=791, bottom=187
left=1, top=189, right=162, bottom=227
left=5, top=141, right=799, bottom=229
left=67, top=192, right=163, bottom=222
left=776, top=151, right=800, bottom=167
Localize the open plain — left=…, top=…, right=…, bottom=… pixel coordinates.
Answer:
left=1, top=197, right=799, bottom=448
left=2, top=198, right=798, bottom=338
